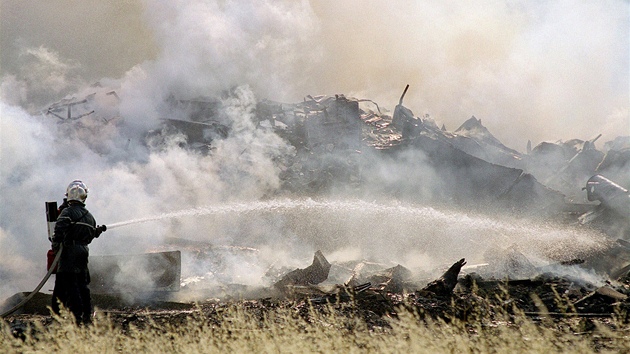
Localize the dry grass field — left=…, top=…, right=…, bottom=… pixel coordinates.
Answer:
left=2, top=297, right=629, bottom=354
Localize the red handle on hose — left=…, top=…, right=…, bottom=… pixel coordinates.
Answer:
left=47, top=249, right=58, bottom=273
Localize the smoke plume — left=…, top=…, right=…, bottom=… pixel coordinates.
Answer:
left=0, top=0, right=627, bottom=302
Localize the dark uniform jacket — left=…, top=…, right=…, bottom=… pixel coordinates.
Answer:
left=52, top=202, right=101, bottom=273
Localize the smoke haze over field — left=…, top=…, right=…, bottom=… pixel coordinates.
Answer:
left=0, top=1, right=628, bottom=302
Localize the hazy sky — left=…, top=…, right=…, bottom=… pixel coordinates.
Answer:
left=1, top=0, right=628, bottom=150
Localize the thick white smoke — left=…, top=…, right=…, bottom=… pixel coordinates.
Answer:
left=2, top=1, right=626, bottom=148
left=0, top=1, right=627, bottom=302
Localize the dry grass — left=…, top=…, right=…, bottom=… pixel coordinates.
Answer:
left=2, top=302, right=629, bottom=354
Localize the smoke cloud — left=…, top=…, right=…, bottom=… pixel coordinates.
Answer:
left=0, top=1, right=627, bottom=302
left=2, top=1, right=627, bottom=147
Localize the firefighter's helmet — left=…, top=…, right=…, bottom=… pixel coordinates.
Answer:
left=66, top=180, right=88, bottom=203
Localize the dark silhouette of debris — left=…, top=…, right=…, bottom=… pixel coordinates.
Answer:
left=421, top=258, right=466, bottom=296
left=274, top=250, right=331, bottom=289
left=309, top=282, right=372, bottom=304
left=366, top=264, right=412, bottom=293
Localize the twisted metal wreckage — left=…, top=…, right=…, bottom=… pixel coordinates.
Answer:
left=3, top=85, right=629, bottom=320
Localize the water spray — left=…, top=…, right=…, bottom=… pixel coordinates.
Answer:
left=105, top=200, right=319, bottom=229
left=104, top=198, right=589, bottom=236
left=105, top=199, right=448, bottom=229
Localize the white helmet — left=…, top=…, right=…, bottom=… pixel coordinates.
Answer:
left=66, top=180, right=88, bottom=203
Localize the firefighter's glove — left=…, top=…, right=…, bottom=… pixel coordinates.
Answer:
left=51, top=242, right=60, bottom=252
left=96, top=225, right=107, bottom=237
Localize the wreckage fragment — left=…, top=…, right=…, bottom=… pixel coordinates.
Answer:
left=524, top=134, right=629, bottom=202
left=579, top=174, right=630, bottom=239
left=395, top=125, right=565, bottom=212
left=392, top=84, right=414, bottom=132
left=309, top=282, right=372, bottom=305
left=572, top=286, right=629, bottom=315
left=364, top=264, right=413, bottom=293
left=297, top=94, right=363, bottom=151
left=562, top=136, right=605, bottom=181
left=583, top=175, right=629, bottom=214
left=44, top=89, right=120, bottom=123
left=274, top=250, right=331, bottom=289
left=597, top=148, right=630, bottom=184
left=452, top=116, right=523, bottom=169
left=45, top=94, right=95, bottom=121
left=421, top=258, right=466, bottom=296
left=575, top=286, right=628, bottom=305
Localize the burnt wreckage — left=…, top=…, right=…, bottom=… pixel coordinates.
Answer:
left=5, top=85, right=630, bottom=320
left=152, top=87, right=627, bottom=221
left=38, top=85, right=629, bottom=227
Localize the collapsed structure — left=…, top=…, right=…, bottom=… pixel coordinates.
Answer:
left=38, top=85, right=629, bottom=219
left=3, top=84, right=629, bottom=320
left=144, top=85, right=628, bottom=237
left=36, top=84, right=630, bottom=231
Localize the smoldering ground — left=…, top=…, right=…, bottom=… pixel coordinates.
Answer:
left=0, top=1, right=627, bottom=302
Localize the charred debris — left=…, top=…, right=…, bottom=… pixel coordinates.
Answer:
left=268, top=251, right=630, bottom=325
left=42, top=85, right=629, bottom=236
left=21, top=85, right=630, bottom=321
left=7, top=248, right=630, bottom=328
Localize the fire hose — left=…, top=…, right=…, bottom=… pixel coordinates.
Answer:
left=0, top=244, right=63, bottom=318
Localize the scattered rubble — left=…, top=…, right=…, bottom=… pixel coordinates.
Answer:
left=5, top=85, right=629, bottom=333
left=38, top=85, right=630, bottom=223
left=33, top=85, right=630, bottom=274
left=5, top=249, right=630, bottom=333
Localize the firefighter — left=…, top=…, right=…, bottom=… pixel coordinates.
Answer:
left=51, top=180, right=106, bottom=324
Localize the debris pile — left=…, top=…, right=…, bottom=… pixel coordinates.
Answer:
left=6, top=251, right=630, bottom=333
left=266, top=251, right=630, bottom=325
left=4, top=85, right=628, bottom=331
left=39, top=86, right=629, bottom=223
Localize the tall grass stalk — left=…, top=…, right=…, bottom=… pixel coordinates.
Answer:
left=1, top=303, right=628, bottom=353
